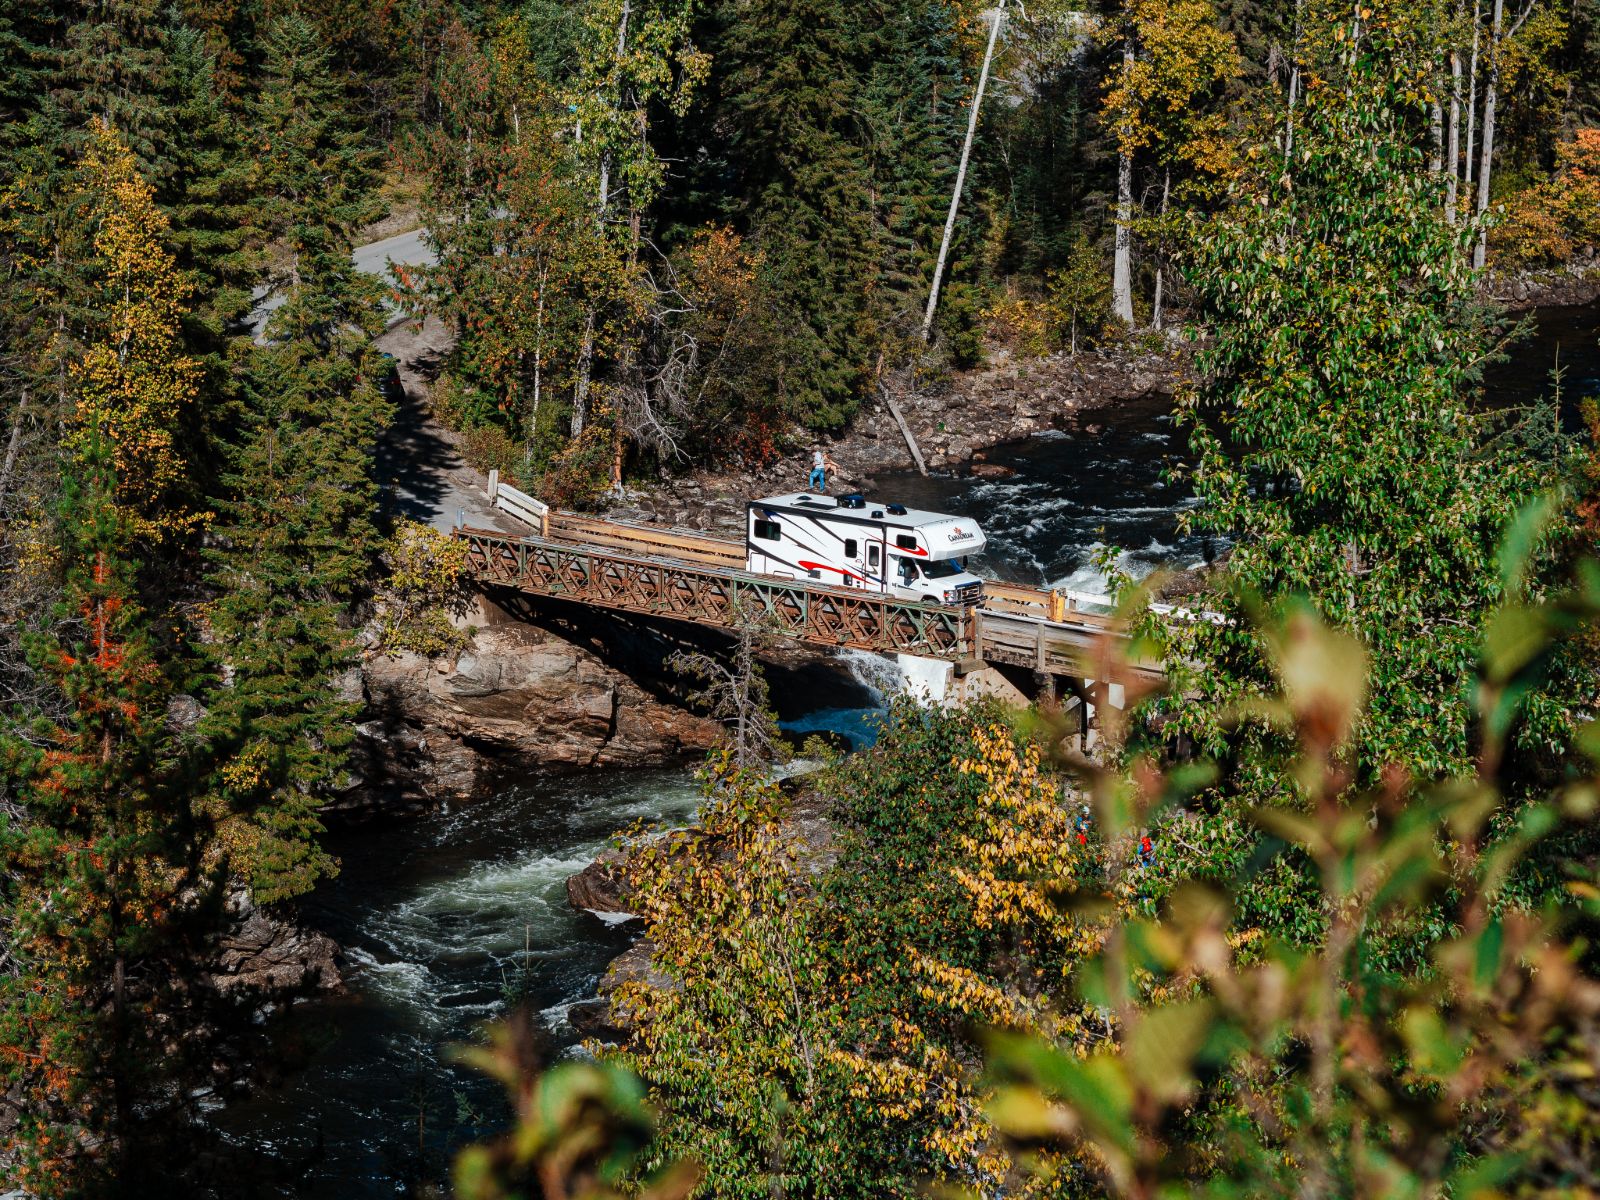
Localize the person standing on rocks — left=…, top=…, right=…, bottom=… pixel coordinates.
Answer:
left=809, top=448, right=839, bottom=492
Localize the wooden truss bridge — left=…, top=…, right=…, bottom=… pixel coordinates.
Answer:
left=455, top=502, right=1170, bottom=681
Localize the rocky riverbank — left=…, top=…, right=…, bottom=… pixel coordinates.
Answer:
left=1490, top=260, right=1600, bottom=310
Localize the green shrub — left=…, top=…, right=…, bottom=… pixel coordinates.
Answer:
left=374, top=520, right=475, bottom=657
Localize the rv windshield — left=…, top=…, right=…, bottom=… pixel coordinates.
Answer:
left=920, top=558, right=964, bottom=579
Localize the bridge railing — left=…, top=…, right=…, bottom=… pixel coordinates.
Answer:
left=486, top=470, right=549, bottom=536
left=455, top=526, right=976, bottom=659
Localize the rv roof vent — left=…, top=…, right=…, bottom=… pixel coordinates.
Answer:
left=871, top=510, right=883, bottom=519
left=839, top=493, right=866, bottom=510
left=886, top=502, right=908, bottom=516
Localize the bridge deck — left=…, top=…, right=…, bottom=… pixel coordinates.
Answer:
left=456, top=522, right=1162, bottom=678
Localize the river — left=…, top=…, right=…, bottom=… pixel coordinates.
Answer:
left=213, top=300, right=1599, bottom=1195
left=210, top=771, right=702, bottom=1196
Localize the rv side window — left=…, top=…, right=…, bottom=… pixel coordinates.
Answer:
left=895, top=534, right=917, bottom=550
left=844, top=538, right=858, bottom=557
left=754, top=519, right=781, bottom=541
left=868, top=545, right=881, bottom=569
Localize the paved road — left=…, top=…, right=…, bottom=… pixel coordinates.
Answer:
left=247, top=227, right=439, bottom=338
left=373, top=315, right=519, bottom=536
left=352, top=227, right=437, bottom=287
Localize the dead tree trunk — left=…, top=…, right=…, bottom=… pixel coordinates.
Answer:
left=1111, top=33, right=1137, bottom=328
left=1473, top=0, right=1503, bottom=269
left=920, top=0, right=1007, bottom=343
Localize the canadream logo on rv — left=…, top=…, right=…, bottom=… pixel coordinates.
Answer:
left=949, top=526, right=975, bottom=541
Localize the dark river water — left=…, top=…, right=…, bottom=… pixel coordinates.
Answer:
left=210, top=771, right=703, bottom=1195
left=214, top=302, right=1600, bottom=1195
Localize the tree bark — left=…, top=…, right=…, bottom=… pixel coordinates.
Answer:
left=0, top=391, right=28, bottom=508
left=1152, top=167, right=1170, bottom=331
left=1473, top=0, right=1504, bottom=269
left=525, top=264, right=547, bottom=472
left=1465, top=0, right=1481, bottom=188
left=573, top=1, right=632, bottom=439
left=1284, top=0, right=1304, bottom=159
left=573, top=311, right=596, bottom=437
left=1111, top=37, right=1136, bottom=327
left=1446, top=43, right=1462, bottom=220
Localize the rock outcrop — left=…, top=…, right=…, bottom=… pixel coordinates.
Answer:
left=206, top=890, right=342, bottom=1000
left=349, top=611, right=720, bottom=810
left=566, top=846, right=634, bottom=917
left=567, top=936, right=668, bottom=1042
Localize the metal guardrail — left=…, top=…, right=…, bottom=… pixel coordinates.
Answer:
left=455, top=526, right=976, bottom=659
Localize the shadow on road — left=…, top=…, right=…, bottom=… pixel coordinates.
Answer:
left=373, top=316, right=519, bottom=534
left=376, top=348, right=456, bottom=528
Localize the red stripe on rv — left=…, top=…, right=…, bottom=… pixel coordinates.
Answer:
left=798, top=560, right=867, bottom=582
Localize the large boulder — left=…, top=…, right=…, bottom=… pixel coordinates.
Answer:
left=566, top=847, right=634, bottom=918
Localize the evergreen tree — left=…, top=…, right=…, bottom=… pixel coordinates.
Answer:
left=715, top=0, right=883, bottom=428
left=55, top=0, right=172, bottom=170
left=861, top=1, right=969, bottom=343
left=0, top=438, right=190, bottom=1197
left=157, top=21, right=258, bottom=350
left=0, top=121, right=202, bottom=1197
left=251, top=13, right=381, bottom=328
left=0, top=0, right=57, bottom=137
left=200, top=13, right=390, bottom=903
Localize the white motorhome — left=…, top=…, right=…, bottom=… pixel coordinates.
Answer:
left=745, top=492, right=988, bottom=606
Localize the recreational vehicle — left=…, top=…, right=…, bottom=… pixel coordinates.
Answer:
left=745, top=492, right=988, bottom=606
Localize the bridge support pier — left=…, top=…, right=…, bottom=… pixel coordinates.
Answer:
left=893, top=653, right=1037, bottom=709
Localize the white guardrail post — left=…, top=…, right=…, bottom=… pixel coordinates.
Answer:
left=486, top=472, right=549, bottom=537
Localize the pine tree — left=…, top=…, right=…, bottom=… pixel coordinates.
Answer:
left=199, top=13, right=390, bottom=903
left=860, top=1, right=968, bottom=338
left=157, top=21, right=258, bottom=350
left=716, top=0, right=882, bottom=428
left=0, top=0, right=58, bottom=137
left=0, top=438, right=188, bottom=1196
left=55, top=0, right=172, bottom=171
left=252, top=13, right=382, bottom=334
